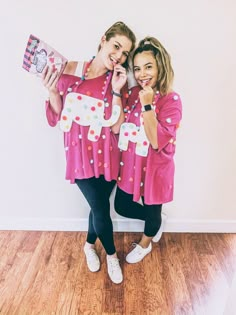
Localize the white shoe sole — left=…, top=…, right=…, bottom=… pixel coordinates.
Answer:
left=84, top=248, right=100, bottom=272
left=126, top=244, right=152, bottom=264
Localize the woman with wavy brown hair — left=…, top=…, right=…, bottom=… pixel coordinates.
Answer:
left=115, top=36, right=182, bottom=263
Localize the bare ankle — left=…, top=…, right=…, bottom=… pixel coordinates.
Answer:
left=84, top=242, right=95, bottom=249
left=139, top=238, right=152, bottom=249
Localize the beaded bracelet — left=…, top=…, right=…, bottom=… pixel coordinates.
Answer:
left=111, top=90, right=122, bottom=97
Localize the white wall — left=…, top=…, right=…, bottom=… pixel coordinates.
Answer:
left=1, top=0, right=236, bottom=232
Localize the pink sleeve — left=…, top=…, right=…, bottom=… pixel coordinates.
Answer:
left=45, top=75, right=65, bottom=127
left=121, top=82, right=129, bottom=109
left=156, top=93, right=182, bottom=152
left=45, top=100, right=61, bottom=127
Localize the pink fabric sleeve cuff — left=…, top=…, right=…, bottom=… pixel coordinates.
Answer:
left=156, top=96, right=182, bottom=152
left=157, top=123, right=176, bottom=152
left=45, top=100, right=61, bottom=127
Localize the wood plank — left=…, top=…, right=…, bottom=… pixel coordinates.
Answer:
left=102, top=232, right=124, bottom=315
left=0, top=231, right=235, bottom=314
left=69, top=234, right=104, bottom=315
left=12, top=231, right=84, bottom=314
left=0, top=231, right=42, bottom=313
left=207, top=233, right=236, bottom=283
left=160, top=233, right=195, bottom=314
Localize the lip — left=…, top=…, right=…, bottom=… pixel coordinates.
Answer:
left=139, top=78, right=152, bottom=87
left=110, top=56, right=119, bottom=67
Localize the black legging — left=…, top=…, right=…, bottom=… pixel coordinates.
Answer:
left=75, top=176, right=116, bottom=255
left=114, top=187, right=162, bottom=237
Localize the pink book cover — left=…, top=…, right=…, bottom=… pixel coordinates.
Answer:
left=22, top=34, right=68, bottom=77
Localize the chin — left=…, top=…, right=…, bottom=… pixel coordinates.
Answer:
left=106, top=63, right=113, bottom=71
left=106, top=59, right=114, bottom=70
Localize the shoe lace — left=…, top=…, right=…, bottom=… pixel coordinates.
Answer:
left=85, top=248, right=97, bottom=260
left=131, top=243, right=145, bottom=256
left=108, top=257, right=120, bottom=273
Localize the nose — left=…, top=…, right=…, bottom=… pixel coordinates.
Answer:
left=140, top=68, right=146, bottom=77
left=115, top=51, right=123, bottom=62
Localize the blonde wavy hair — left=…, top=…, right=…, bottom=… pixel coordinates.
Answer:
left=133, top=36, right=174, bottom=95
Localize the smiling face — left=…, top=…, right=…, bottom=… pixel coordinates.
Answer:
left=133, top=51, right=158, bottom=90
left=100, top=34, right=133, bottom=70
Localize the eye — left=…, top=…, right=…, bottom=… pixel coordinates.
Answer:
left=114, top=44, right=119, bottom=50
left=147, top=65, right=152, bottom=70
left=133, top=67, right=140, bottom=72
left=123, top=52, right=129, bottom=57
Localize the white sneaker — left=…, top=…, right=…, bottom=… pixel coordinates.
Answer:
left=84, top=245, right=100, bottom=272
left=152, top=213, right=167, bottom=243
left=126, top=242, right=152, bottom=264
left=106, top=256, right=123, bottom=284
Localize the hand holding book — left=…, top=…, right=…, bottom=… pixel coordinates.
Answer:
left=22, top=34, right=68, bottom=78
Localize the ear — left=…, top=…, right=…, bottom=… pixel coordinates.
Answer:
left=100, top=35, right=106, bottom=47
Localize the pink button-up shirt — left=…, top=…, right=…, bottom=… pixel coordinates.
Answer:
left=117, top=86, right=182, bottom=204
left=46, top=70, right=127, bottom=183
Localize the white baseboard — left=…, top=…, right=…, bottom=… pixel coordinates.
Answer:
left=0, top=217, right=236, bottom=233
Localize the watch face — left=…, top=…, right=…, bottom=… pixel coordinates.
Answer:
left=144, top=104, right=152, bottom=111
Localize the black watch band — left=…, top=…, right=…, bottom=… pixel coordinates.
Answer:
left=142, top=104, right=153, bottom=112
left=111, top=90, right=122, bottom=97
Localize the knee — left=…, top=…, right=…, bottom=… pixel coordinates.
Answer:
left=93, top=213, right=112, bottom=235
left=114, top=197, right=126, bottom=217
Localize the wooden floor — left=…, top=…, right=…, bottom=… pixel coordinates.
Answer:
left=0, top=231, right=236, bottom=315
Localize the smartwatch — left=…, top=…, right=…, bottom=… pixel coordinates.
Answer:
left=142, top=104, right=153, bottom=112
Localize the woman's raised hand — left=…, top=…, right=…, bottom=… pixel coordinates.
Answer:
left=42, top=66, right=59, bottom=95
left=139, top=86, right=154, bottom=106
left=111, top=65, right=127, bottom=92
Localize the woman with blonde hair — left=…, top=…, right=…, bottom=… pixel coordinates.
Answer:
left=42, top=21, right=136, bottom=283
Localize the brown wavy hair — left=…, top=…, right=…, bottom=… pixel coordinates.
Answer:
left=133, top=36, right=174, bottom=95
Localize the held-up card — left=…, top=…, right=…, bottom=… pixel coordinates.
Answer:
left=22, top=34, right=68, bottom=77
